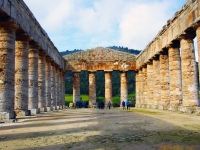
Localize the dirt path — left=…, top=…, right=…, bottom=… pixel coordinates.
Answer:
left=0, top=108, right=200, bottom=150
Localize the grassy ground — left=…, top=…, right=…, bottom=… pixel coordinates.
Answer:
left=65, top=94, right=136, bottom=107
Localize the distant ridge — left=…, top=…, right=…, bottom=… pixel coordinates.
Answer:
left=60, top=46, right=141, bottom=56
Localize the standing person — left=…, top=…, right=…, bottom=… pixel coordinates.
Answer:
left=107, top=101, right=111, bottom=109
left=126, top=99, right=130, bottom=110
left=122, top=100, right=126, bottom=110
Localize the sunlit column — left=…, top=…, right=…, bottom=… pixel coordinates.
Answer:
left=89, top=71, right=96, bottom=107
left=73, top=72, right=80, bottom=103
left=120, top=71, right=128, bottom=106
left=153, top=58, right=160, bottom=109
left=105, top=71, right=112, bottom=105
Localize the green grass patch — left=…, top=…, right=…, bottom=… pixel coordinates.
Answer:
left=65, top=94, right=136, bottom=107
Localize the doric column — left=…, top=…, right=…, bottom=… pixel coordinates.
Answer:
left=45, top=57, right=52, bottom=111
left=142, top=67, right=147, bottom=108
left=38, top=51, right=46, bottom=112
left=0, top=23, right=16, bottom=119
left=196, top=26, right=200, bottom=91
left=28, top=44, right=40, bottom=115
left=147, top=62, right=154, bottom=108
left=15, top=33, right=30, bottom=116
left=62, top=71, right=66, bottom=109
left=89, top=71, right=96, bottom=107
left=58, top=69, right=62, bottom=109
left=55, top=67, right=59, bottom=110
left=153, top=57, right=160, bottom=109
left=51, top=63, right=56, bottom=109
left=105, top=71, right=112, bottom=105
left=136, top=69, right=143, bottom=108
left=159, top=52, right=170, bottom=110
left=73, top=72, right=81, bottom=103
left=135, top=71, right=139, bottom=107
left=180, top=37, right=199, bottom=107
left=120, top=71, right=128, bottom=106
left=168, top=46, right=182, bottom=109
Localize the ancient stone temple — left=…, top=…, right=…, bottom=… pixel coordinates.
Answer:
left=135, top=0, right=200, bottom=113
left=1, top=0, right=200, bottom=121
left=64, top=47, right=136, bottom=107
left=0, top=0, right=65, bottom=120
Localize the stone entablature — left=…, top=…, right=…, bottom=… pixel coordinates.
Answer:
left=136, top=0, right=199, bottom=69
left=64, top=47, right=136, bottom=72
left=0, top=0, right=65, bottom=69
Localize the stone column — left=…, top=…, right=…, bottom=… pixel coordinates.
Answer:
left=0, top=23, right=16, bottom=119
left=153, top=58, right=160, bottom=109
left=45, top=57, right=52, bottom=111
left=120, top=71, right=128, bottom=106
left=142, top=67, right=147, bottom=108
left=89, top=71, right=96, bottom=107
left=58, top=69, right=62, bottom=109
left=147, top=62, right=154, bottom=108
left=180, top=37, right=199, bottom=107
left=55, top=67, right=59, bottom=110
left=28, top=44, right=40, bottom=115
left=196, top=26, right=200, bottom=91
left=168, top=46, right=182, bottom=110
left=73, top=72, right=81, bottom=103
left=15, top=33, right=30, bottom=116
left=105, top=71, right=112, bottom=105
left=137, top=69, right=143, bottom=108
left=159, top=53, right=170, bottom=110
left=62, top=71, right=66, bottom=109
left=50, top=62, right=56, bottom=110
left=38, top=51, right=46, bottom=112
left=135, top=71, right=139, bottom=107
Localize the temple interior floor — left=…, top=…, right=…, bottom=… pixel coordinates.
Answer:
left=0, top=108, right=200, bottom=150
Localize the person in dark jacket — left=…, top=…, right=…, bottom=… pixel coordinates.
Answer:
left=122, top=100, right=126, bottom=110
left=107, top=101, right=111, bottom=109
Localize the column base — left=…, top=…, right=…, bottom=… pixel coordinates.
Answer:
left=30, top=108, right=40, bottom=115
left=0, top=112, right=15, bottom=121
left=46, top=107, right=53, bottom=112
left=15, top=110, right=31, bottom=117
left=56, top=106, right=60, bottom=110
left=168, top=106, right=180, bottom=112
left=62, top=105, right=66, bottom=109
left=158, top=106, right=168, bottom=110
left=179, top=106, right=197, bottom=113
left=59, top=105, right=63, bottom=110
left=141, top=104, right=147, bottom=109
left=51, top=106, right=56, bottom=111
left=39, top=107, right=47, bottom=113
left=147, top=104, right=152, bottom=109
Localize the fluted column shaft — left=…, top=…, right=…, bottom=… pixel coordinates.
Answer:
left=0, top=26, right=16, bottom=118
left=120, top=72, right=128, bottom=105
left=160, top=53, right=170, bottom=109
left=55, top=67, right=59, bottom=109
left=105, top=71, right=112, bottom=105
left=38, top=52, right=46, bottom=111
left=196, top=26, right=200, bottom=91
left=153, top=59, right=160, bottom=108
left=142, top=67, right=147, bottom=107
left=45, top=57, right=51, bottom=110
left=15, top=34, right=30, bottom=116
left=58, top=69, right=62, bottom=109
left=28, top=44, right=39, bottom=114
left=135, top=72, right=139, bottom=107
left=62, top=71, right=66, bottom=108
left=147, top=63, right=154, bottom=107
left=180, top=38, right=199, bottom=107
left=51, top=64, right=56, bottom=108
left=89, top=71, right=96, bottom=107
left=168, top=47, right=182, bottom=107
left=73, top=72, right=80, bottom=103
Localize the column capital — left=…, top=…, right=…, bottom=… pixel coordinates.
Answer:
left=0, top=19, right=18, bottom=30
left=16, top=32, right=30, bottom=41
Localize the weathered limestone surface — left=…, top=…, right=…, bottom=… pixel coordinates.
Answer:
left=62, top=71, right=66, bottom=108
left=153, top=59, right=160, bottom=108
left=0, top=0, right=65, bottom=69
left=196, top=26, right=200, bottom=89
left=136, top=0, right=200, bottom=69
left=147, top=63, right=154, bottom=108
left=64, top=47, right=136, bottom=72
left=51, top=64, right=56, bottom=109
left=55, top=67, right=59, bottom=109
left=73, top=72, right=80, bottom=103
left=159, top=53, right=169, bottom=109
left=168, top=47, right=182, bottom=107
left=15, top=34, right=29, bottom=116
left=28, top=44, right=39, bottom=114
left=38, top=52, right=46, bottom=112
left=136, top=70, right=143, bottom=107
left=89, top=72, right=96, bottom=107
left=142, top=67, right=147, bottom=108
left=105, top=71, right=112, bottom=105
left=0, top=25, right=16, bottom=119
left=120, top=72, right=128, bottom=105
left=181, top=38, right=199, bottom=107
left=45, top=57, right=51, bottom=111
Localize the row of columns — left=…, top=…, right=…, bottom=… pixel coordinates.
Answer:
left=0, top=22, right=65, bottom=119
left=72, top=71, right=128, bottom=107
left=136, top=32, right=200, bottom=111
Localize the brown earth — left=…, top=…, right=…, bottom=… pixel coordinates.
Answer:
left=0, top=108, right=200, bottom=150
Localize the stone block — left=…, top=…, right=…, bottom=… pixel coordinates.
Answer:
left=40, top=107, right=47, bottom=112
left=0, top=112, right=15, bottom=120
left=16, top=110, right=31, bottom=117
left=30, top=108, right=40, bottom=115
left=46, top=107, right=52, bottom=112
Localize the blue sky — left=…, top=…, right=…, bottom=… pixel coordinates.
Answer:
left=23, top=0, right=187, bottom=52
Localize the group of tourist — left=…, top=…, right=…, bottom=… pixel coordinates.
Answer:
left=98, top=101, right=112, bottom=109
left=75, top=101, right=88, bottom=108
left=122, top=99, right=130, bottom=110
